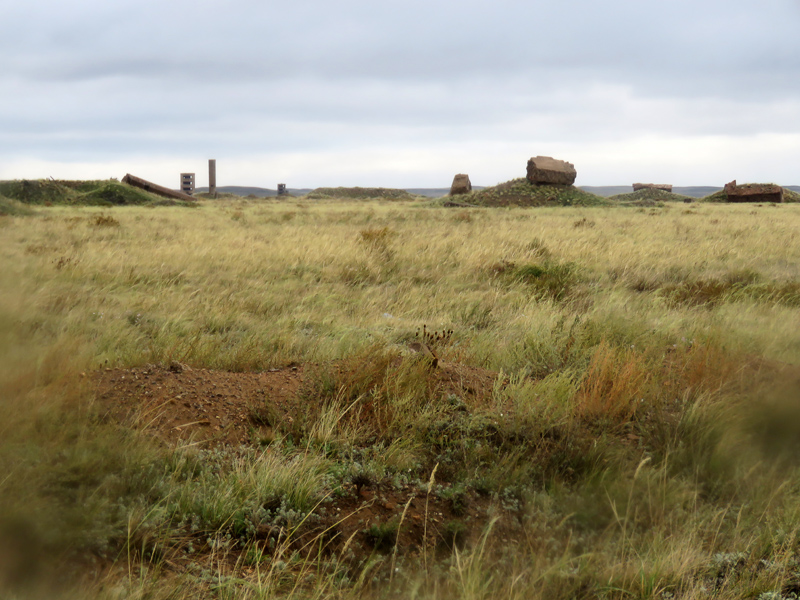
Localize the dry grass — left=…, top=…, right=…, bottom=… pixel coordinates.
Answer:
left=2, top=199, right=800, bottom=599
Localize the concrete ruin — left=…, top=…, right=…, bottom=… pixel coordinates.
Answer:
left=209, top=159, right=217, bottom=197
left=526, top=156, right=577, bottom=186
left=633, top=183, right=672, bottom=192
left=449, top=173, right=472, bottom=195
left=180, top=173, right=195, bottom=195
left=723, top=180, right=783, bottom=203
left=121, top=174, right=196, bottom=202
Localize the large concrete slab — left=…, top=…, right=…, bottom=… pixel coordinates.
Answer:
left=526, top=156, right=577, bottom=186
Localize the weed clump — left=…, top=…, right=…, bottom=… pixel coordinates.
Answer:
left=364, top=518, right=399, bottom=551
left=490, top=259, right=580, bottom=301
left=626, top=268, right=800, bottom=309
left=91, top=214, right=120, bottom=227
left=576, top=340, right=652, bottom=420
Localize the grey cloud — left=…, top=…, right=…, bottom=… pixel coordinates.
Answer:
left=2, top=0, right=800, bottom=184
left=6, top=0, right=800, bottom=95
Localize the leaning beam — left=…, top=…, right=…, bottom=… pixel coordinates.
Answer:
left=122, top=173, right=197, bottom=202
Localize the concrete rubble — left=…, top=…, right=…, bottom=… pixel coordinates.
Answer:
left=526, top=156, right=577, bottom=186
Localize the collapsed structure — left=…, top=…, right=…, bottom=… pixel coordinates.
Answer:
left=122, top=174, right=196, bottom=202
left=633, top=183, right=672, bottom=192
left=723, top=180, right=783, bottom=203
left=526, top=156, right=577, bottom=186
left=449, top=174, right=472, bottom=195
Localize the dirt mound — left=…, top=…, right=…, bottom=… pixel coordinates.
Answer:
left=94, top=360, right=498, bottom=448
left=607, top=188, right=694, bottom=204
left=305, top=187, right=418, bottom=201
left=92, top=362, right=510, bottom=558
left=95, top=363, right=304, bottom=447
left=0, top=179, right=173, bottom=206
left=466, top=178, right=607, bottom=207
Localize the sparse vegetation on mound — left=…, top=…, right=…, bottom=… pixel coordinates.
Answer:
left=0, top=193, right=36, bottom=216
left=306, top=186, right=419, bottom=200
left=701, top=185, right=800, bottom=203
left=0, top=179, right=181, bottom=206
left=465, top=178, right=608, bottom=207
left=607, top=187, right=694, bottom=204
left=782, top=188, right=800, bottom=202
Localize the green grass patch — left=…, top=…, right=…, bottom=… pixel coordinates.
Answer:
left=490, top=258, right=581, bottom=301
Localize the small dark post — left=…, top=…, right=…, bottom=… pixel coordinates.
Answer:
left=277, top=183, right=287, bottom=196
left=209, top=159, right=217, bottom=198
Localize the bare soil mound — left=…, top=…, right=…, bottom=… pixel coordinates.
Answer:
left=93, top=361, right=509, bottom=561
left=95, top=363, right=305, bottom=447
left=94, top=360, right=498, bottom=448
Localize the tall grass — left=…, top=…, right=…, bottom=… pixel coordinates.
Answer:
left=2, top=200, right=800, bottom=598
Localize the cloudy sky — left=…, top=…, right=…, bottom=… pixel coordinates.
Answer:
left=2, top=0, right=800, bottom=189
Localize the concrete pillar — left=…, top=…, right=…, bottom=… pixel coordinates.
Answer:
left=209, top=159, right=217, bottom=198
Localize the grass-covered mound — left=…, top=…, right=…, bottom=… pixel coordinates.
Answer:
left=306, top=186, right=418, bottom=200
left=0, top=179, right=164, bottom=206
left=0, top=193, right=36, bottom=216
left=466, top=178, right=608, bottom=207
left=701, top=185, right=800, bottom=203
left=607, top=188, right=694, bottom=204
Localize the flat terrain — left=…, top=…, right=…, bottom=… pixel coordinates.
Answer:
left=2, top=199, right=800, bottom=599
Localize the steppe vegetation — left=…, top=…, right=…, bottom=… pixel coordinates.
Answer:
left=305, top=188, right=419, bottom=201
left=2, top=195, right=800, bottom=599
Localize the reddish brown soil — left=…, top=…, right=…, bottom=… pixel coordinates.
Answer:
left=94, top=360, right=499, bottom=448
left=95, top=362, right=306, bottom=447
left=93, top=360, right=516, bottom=567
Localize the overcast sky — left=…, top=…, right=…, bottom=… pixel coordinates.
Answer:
left=2, top=0, right=800, bottom=189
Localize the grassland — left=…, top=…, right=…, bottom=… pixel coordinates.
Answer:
left=2, top=198, right=800, bottom=599
left=305, top=187, right=419, bottom=201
